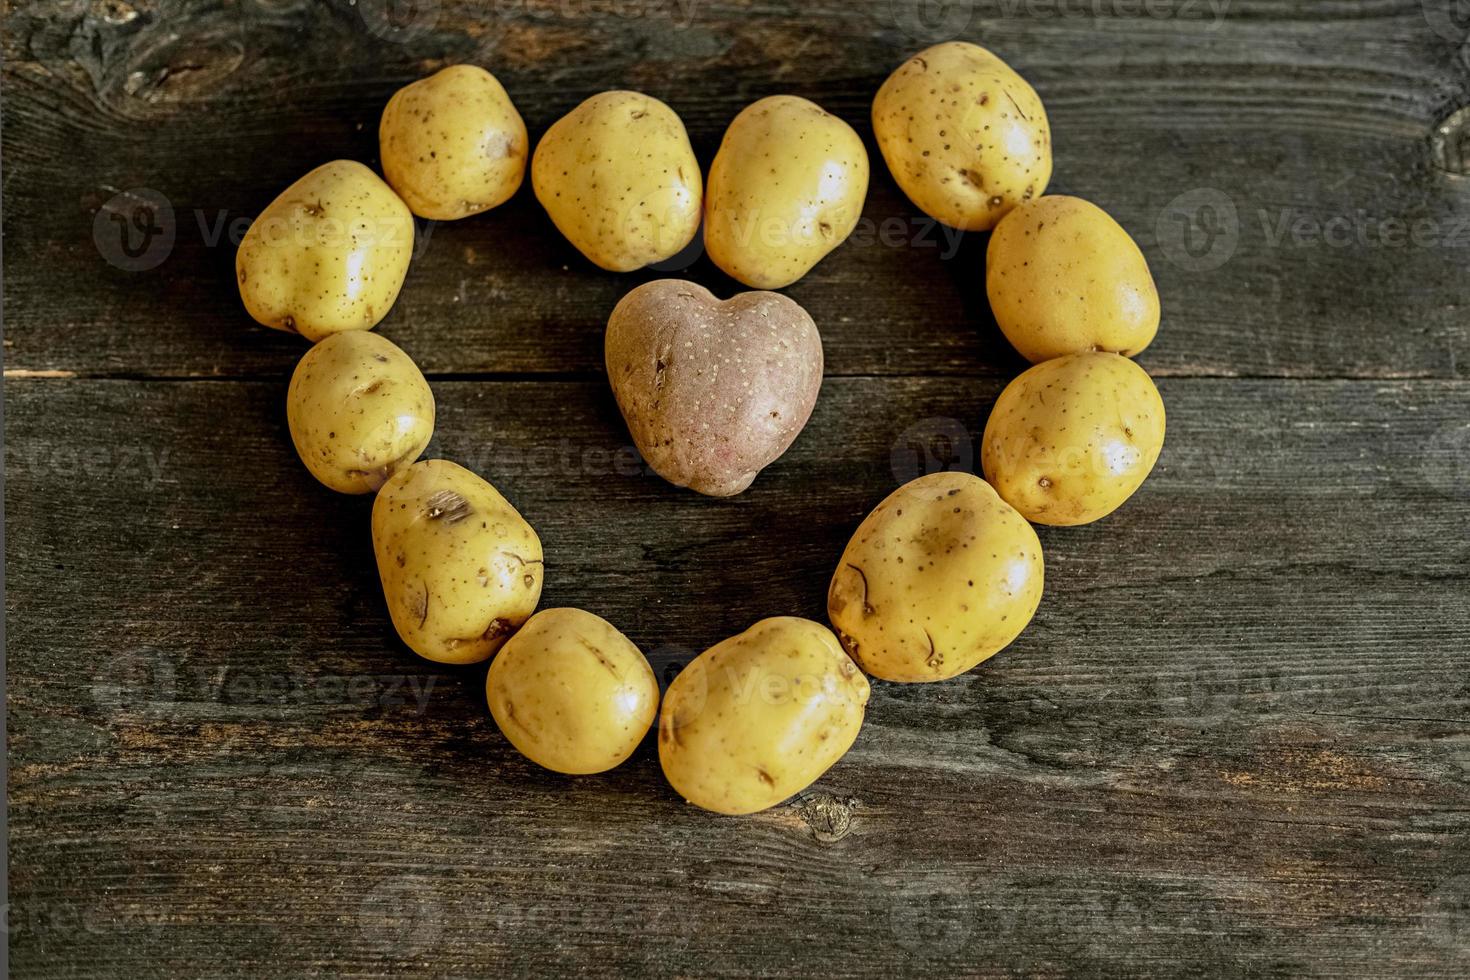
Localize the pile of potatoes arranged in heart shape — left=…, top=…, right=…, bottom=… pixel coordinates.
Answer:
left=238, top=42, right=1165, bottom=816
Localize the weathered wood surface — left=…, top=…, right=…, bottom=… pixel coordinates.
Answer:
left=3, top=0, right=1468, bottom=380
left=4, top=0, right=1470, bottom=977
left=8, top=378, right=1470, bottom=976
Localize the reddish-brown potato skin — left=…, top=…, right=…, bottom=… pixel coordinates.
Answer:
left=605, top=280, right=824, bottom=496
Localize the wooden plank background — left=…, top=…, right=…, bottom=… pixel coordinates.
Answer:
left=5, top=1, right=1469, bottom=976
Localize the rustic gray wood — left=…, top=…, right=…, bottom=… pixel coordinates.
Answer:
left=8, top=378, right=1470, bottom=976
left=5, top=0, right=1470, bottom=977
left=3, top=0, right=1468, bottom=380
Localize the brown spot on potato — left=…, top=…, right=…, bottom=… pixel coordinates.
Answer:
left=923, top=630, right=942, bottom=671
left=482, top=618, right=513, bottom=642
left=578, top=637, right=620, bottom=676
left=1004, top=90, right=1029, bottom=121
left=845, top=563, right=876, bottom=616
left=425, top=490, right=473, bottom=523
left=412, top=584, right=429, bottom=628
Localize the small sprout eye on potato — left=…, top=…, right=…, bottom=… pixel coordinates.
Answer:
left=531, top=90, right=703, bottom=272
left=828, top=471, right=1044, bottom=683
left=982, top=352, right=1166, bottom=526
left=659, top=617, right=869, bottom=815
left=380, top=64, right=528, bottom=221
left=605, top=279, right=824, bottom=496
left=236, top=160, right=414, bottom=341
left=486, top=608, right=658, bottom=775
left=987, top=195, right=1160, bottom=363
left=872, top=41, right=1051, bottom=231
left=372, top=460, right=543, bottom=664
left=287, top=331, right=435, bottom=494
left=705, top=95, right=870, bottom=289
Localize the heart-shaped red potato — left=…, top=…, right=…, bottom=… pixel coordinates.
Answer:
left=605, top=280, right=824, bottom=496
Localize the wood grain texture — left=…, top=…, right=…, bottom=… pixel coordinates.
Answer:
left=7, top=377, right=1470, bottom=977
left=2, top=0, right=1468, bottom=380
left=5, top=0, right=1470, bottom=977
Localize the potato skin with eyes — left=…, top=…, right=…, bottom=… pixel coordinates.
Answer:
left=236, top=160, right=414, bottom=341
left=287, top=331, right=434, bottom=494
left=987, top=196, right=1160, bottom=363
left=705, top=95, right=869, bottom=289
left=379, top=65, right=528, bottom=221
left=486, top=608, right=657, bottom=775
left=531, top=91, right=702, bottom=271
left=982, top=352, right=1166, bottom=526
left=659, top=617, right=869, bottom=815
left=828, top=472, right=1043, bottom=683
left=872, top=41, right=1051, bottom=231
left=373, top=460, right=543, bottom=664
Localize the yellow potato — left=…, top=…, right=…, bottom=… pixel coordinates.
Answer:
left=531, top=91, right=702, bottom=271
left=828, top=472, right=1043, bottom=683
left=705, top=95, right=869, bottom=289
left=287, top=331, right=434, bottom=494
left=379, top=65, right=528, bottom=221
left=236, top=160, right=414, bottom=341
left=373, top=460, right=543, bottom=664
left=486, top=608, right=658, bottom=775
left=982, top=352, right=1166, bottom=526
left=872, top=41, right=1051, bottom=231
left=987, top=195, right=1160, bottom=362
left=659, top=617, right=869, bottom=815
